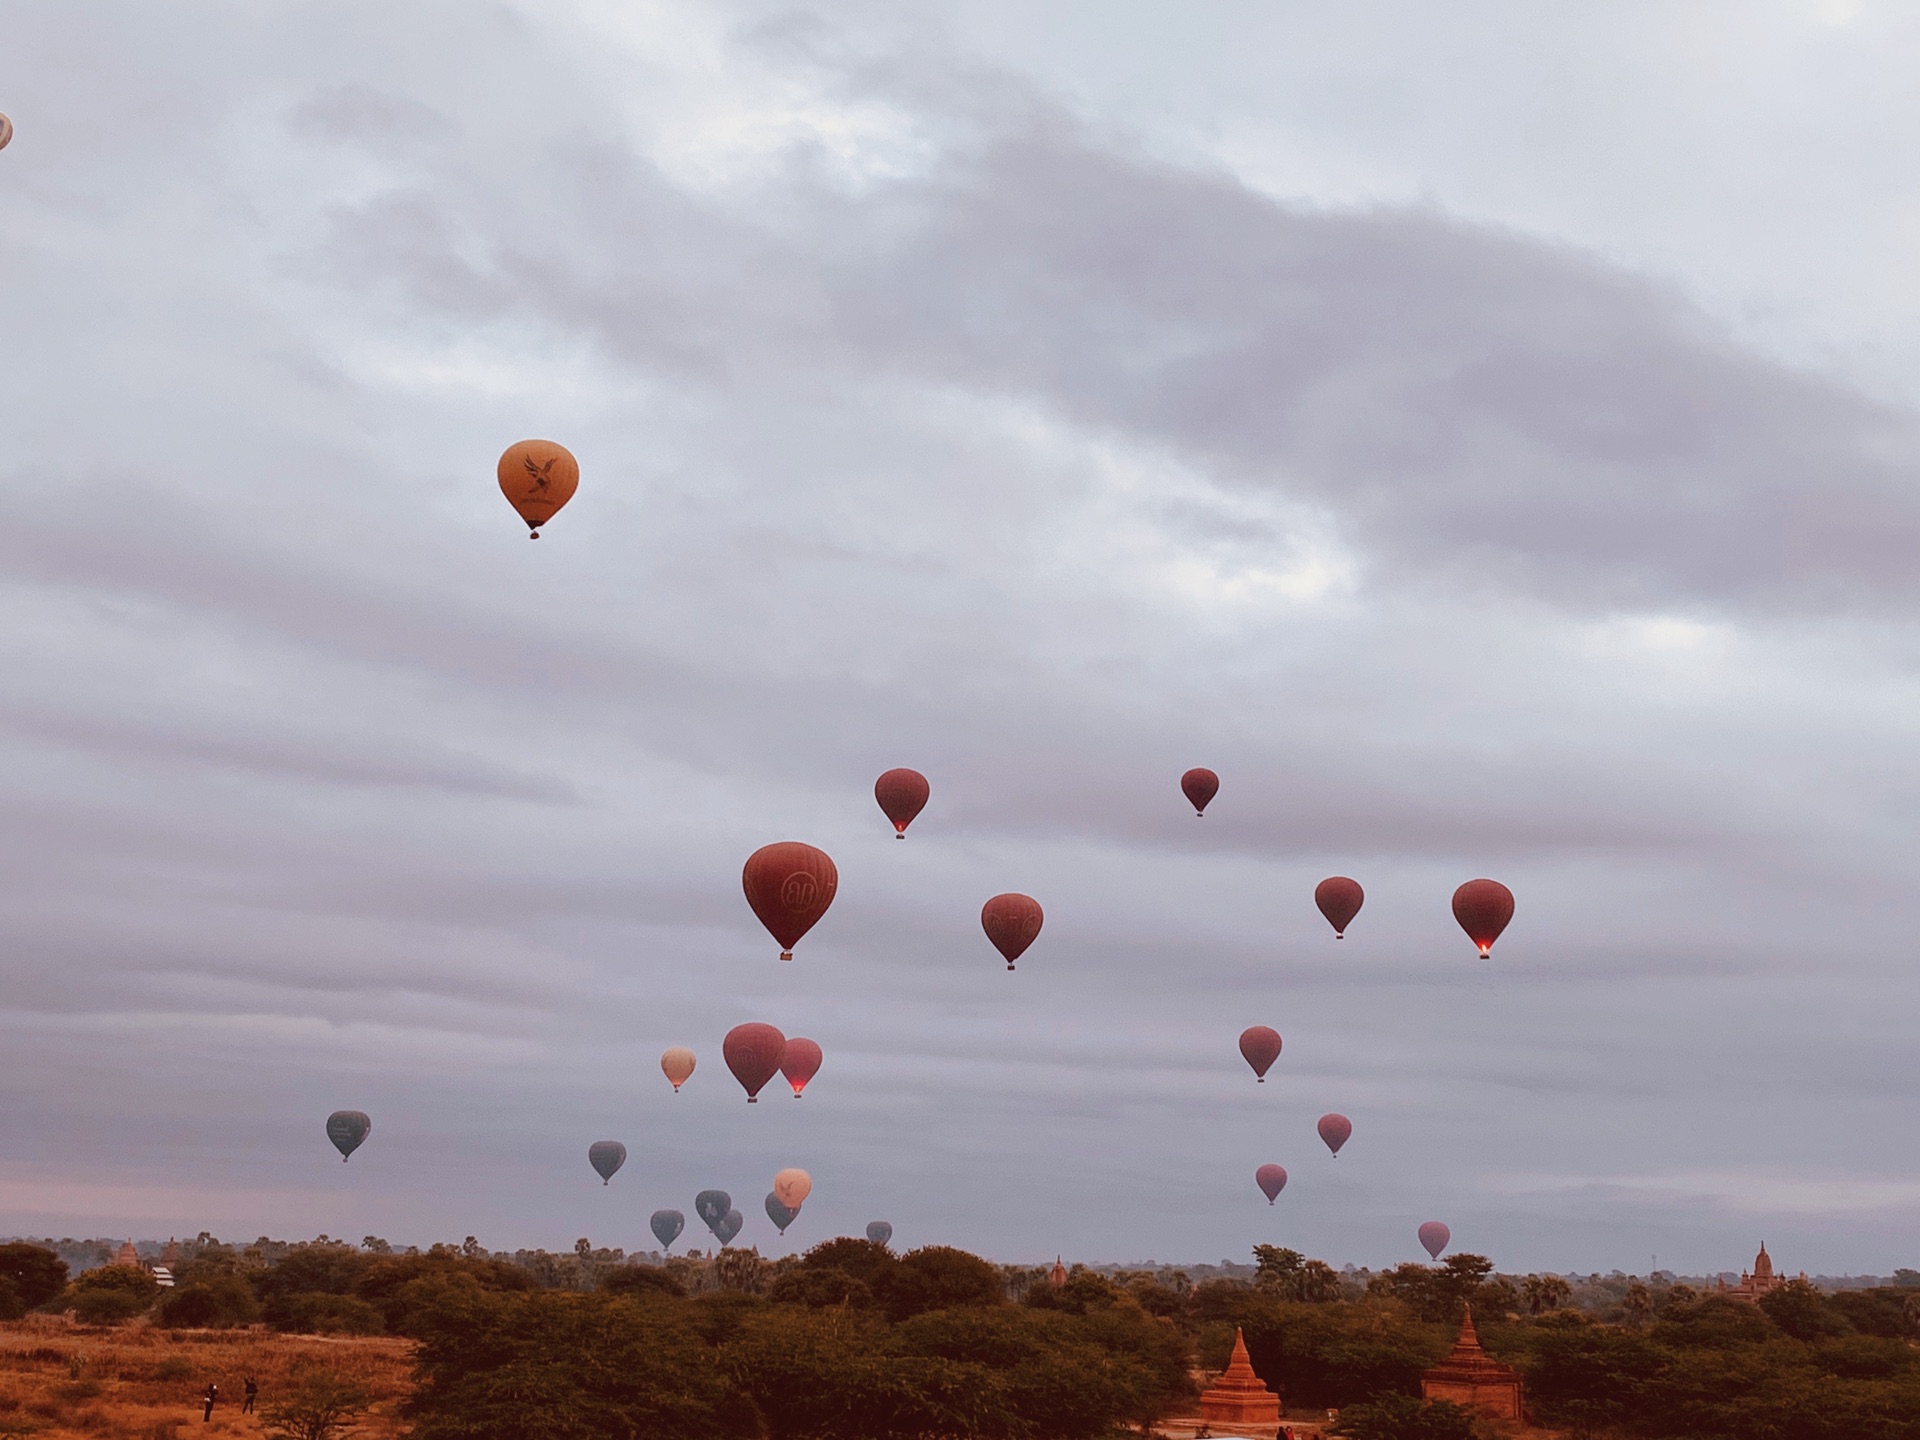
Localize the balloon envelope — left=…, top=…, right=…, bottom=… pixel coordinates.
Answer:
left=1255, top=1164, right=1288, bottom=1205
left=765, top=1192, right=798, bottom=1234
left=497, top=439, right=579, bottom=537
left=866, top=1221, right=893, bottom=1247
left=716, top=1210, right=744, bottom=1246
left=1181, top=768, right=1219, bottom=815
left=981, top=893, right=1044, bottom=970
left=326, top=1110, right=370, bottom=1162
left=0, top=114, right=12, bottom=152
left=1419, top=1222, right=1451, bottom=1260
left=773, top=1167, right=813, bottom=1209
left=660, top=1046, right=696, bottom=1092
left=874, top=768, right=930, bottom=837
left=1317, top=1113, right=1353, bottom=1156
left=1315, top=877, right=1364, bottom=937
left=1452, top=879, right=1515, bottom=957
left=724, top=1023, right=788, bottom=1103
left=695, top=1190, right=733, bottom=1231
left=588, top=1141, right=627, bottom=1185
left=780, top=1037, right=823, bottom=1097
left=650, top=1210, right=685, bottom=1250
left=1239, top=1026, right=1282, bottom=1082
left=742, top=842, right=839, bottom=960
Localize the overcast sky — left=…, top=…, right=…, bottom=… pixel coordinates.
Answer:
left=3, top=1, right=1920, bottom=1277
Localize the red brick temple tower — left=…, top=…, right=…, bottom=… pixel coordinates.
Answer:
left=1199, top=1327, right=1282, bottom=1437
left=1420, top=1308, right=1524, bottom=1421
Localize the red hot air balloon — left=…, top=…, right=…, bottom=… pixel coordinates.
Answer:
left=981, top=893, right=1043, bottom=970
left=1239, top=1026, right=1282, bottom=1083
left=1315, top=877, right=1364, bottom=938
left=1181, top=768, right=1219, bottom=816
left=780, top=1037, right=823, bottom=1098
left=743, top=843, right=838, bottom=961
left=1255, top=1164, right=1288, bottom=1205
left=1317, top=1113, right=1352, bottom=1157
left=874, top=769, right=930, bottom=838
left=723, top=1023, right=787, bottom=1103
left=1452, top=879, right=1515, bottom=958
left=1418, top=1221, right=1451, bottom=1260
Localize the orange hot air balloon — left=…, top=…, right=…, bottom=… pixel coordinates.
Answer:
left=773, top=1167, right=812, bottom=1209
left=723, top=1023, right=787, bottom=1103
left=660, top=1046, right=696, bottom=1093
left=981, top=893, right=1044, bottom=970
left=1181, top=768, right=1219, bottom=816
left=1239, top=1026, right=1282, bottom=1082
left=780, top=1038, right=823, bottom=1098
left=874, top=768, right=930, bottom=838
left=1315, top=877, right=1364, bottom=938
left=742, top=842, right=839, bottom=961
left=497, top=439, right=579, bottom=538
left=1452, top=879, right=1515, bottom=957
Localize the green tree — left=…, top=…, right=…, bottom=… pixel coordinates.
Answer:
left=261, top=1366, right=371, bottom=1440
left=1333, top=1392, right=1483, bottom=1440
left=0, top=1243, right=67, bottom=1316
left=1521, top=1274, right=1571, bottom=1315
left=158, top=1272, right=262, bottom=1328
left=1757, top=1278, right=1851, bottom=1340
left=68, top=1263, right=159, bottom=1323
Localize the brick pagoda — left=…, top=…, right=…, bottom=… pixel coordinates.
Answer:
left=1198, top=1327, right=1281, bottom=1437
left=1420, top=1308, right=1524, bottom=1421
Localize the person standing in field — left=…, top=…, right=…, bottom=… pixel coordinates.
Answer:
left=242, top=1377, right=257, bottom=1413
left=202, top=1381, right=218, bottom=1421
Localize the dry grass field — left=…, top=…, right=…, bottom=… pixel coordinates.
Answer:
left=0, top=1321, right=413, bottom=1439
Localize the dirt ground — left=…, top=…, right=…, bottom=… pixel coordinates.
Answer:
left=0, top=1319, right=413, bottom=1439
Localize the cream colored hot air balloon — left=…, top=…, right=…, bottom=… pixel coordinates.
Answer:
left=661, top=1046, right=696, bottom=1093
left=772, top=1167, right=812, bottom=1210
left=0, top=114, right=13, bottom=152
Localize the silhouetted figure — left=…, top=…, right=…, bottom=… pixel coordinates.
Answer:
left=242, top=1377, right=257, bottom=1413
left=202, top=1382, right=217, bottom=1421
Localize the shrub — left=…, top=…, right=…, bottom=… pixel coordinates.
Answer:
left=68, top=1264, right=159, bottom=1324
left=0, top=1244, right=68, bottom=1313
left=158, top=1274, right=262, bottom=1329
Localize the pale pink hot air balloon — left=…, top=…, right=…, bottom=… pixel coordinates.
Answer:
left=1317, top=1113, right=1352, bottom=1157
left=660, top=1047, right=696, bottom=1093
left=773, top=1167, right=812, bottom=1209
left=1419, top=1221, right=1451, bottom=1260
left=1255, top=1165, right=1288, bottom=1205
left=1239, top=1026, right=1282, bottom=1083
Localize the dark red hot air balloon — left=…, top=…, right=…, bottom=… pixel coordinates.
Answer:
left=1317, top=1113, right=1352, bottom=1156
left=1181, top=768, right=1219, bottom=816
left=874, top=769, right=929, bottom=838
left=981, top=893, right=1044, bottom=970
left=780, top=1037, right=823, bottom=1098
left=743, top=842, right=838, bottom=960
left=1452, top=879, right=1514, bottom=958
left=1239, top=1026, right=1282, bottom=1082
left=1255, top=1164, right=1288, bottom=1205
left=1315, top=877, right=1364, bottom=938
left=1418, top=1221, right=1451, bottom=1260
left=723, top=1022, right=787, bottom=1103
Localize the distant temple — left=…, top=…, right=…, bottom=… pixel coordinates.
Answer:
left=1421, top=1309, right=1524, bottom=1422
left=1047, top=1256, right=1068, bottom=1291
left=1715, top=1243, right=1803, bottom=1305
left=112, top=1241, right=140, bottom=1268
left=1198, top=1327, right=1281, bottom=1437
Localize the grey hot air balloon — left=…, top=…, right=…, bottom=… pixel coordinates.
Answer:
left=695, top=1190, right=732, bottom=1233
left=716, top=1209, right=744, bottom=1246
left=650, top=1210, right=685, bottom=1251
left=866, top=1221, right=893, bottom=1247
left=765, top=1192, right=798, bottom=1235
left=587, top=1141, right=626, bottom=1185
left=326, top=1110, right=370, bottom=1162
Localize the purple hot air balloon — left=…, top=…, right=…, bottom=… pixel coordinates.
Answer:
left=1418, top=1221, right=1451, bottom=1260
left=1239, top=1026, right=1282, bottom=1083
left=1255, top=1164, right=1288, bottom=1205
left=1317, top=1113, right=1352, bottom=1157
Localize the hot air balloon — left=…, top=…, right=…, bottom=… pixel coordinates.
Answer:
left=0, top=114, right=13, bottom=152
left=765, top=1193, right=798, bottom=1235
left=695, top=1190, right=732, bottom=1233
left=660, top=1046, right=696, bottom=1093
left=724, top=1023, right=787, bottom=1103
left=497, top=440, right=579, bottom=538
left=326, top=1110, right=370, bottom=1163
left=716, top=1210, right=744, bottom=1246
left=875, top=769, right=930, bottom=838
left=781, top=1038, right=823, bottom=1098
left=1315, top=877, right=1364, bottom=938
left=773, top=1167, right=812, bottom=1210
left=1419, top=1221, right=1451, bottom=1260
left=742, top=842, right=839, bottom=960
left=981, top=893, right=1043, bottom=970
left=650, top=1210, right=685, bottom=1250
left=866, top=1221, right=892, bottom=1247
left=1239, top=1026, right=1282, bottom=1083
left=1317, top=1114, right=1352, bottom=1157
left=1452, top=879, right=1515, bottom=957
left=1255, top=1164, right=1288, bottom=1205
left=588, top=1141, right=627, bottom=1185
left=1181, top=768, right=1219, bottom=816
